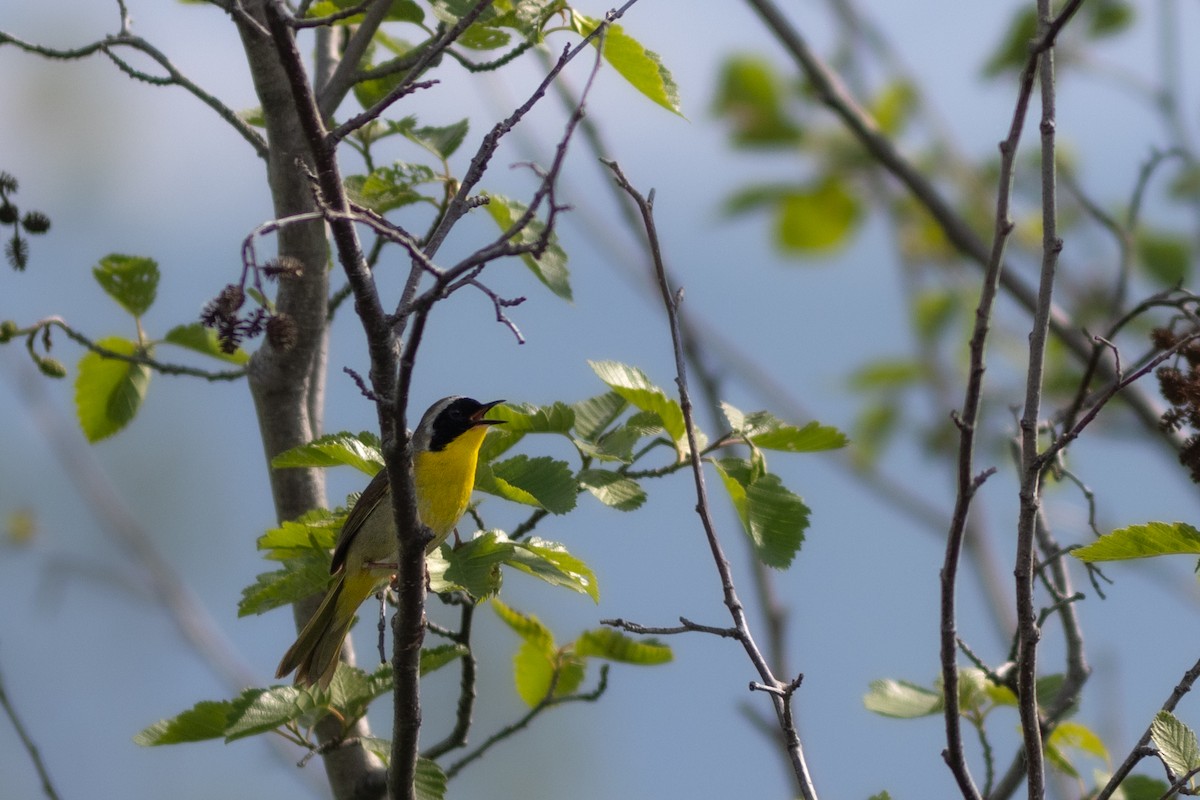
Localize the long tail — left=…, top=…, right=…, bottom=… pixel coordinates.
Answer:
left=276, top=572, right=380, bottom=689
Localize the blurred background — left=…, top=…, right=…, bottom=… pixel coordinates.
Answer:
left=2, top=1, right=1200, bottom=798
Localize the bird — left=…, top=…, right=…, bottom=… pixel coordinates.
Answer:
left=276, top=396, right=505, bottom=688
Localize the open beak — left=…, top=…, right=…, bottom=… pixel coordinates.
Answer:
left=471, top=399, right=506, bottom=426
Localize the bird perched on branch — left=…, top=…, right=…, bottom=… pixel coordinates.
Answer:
left=276, top=396, right=505, bottom=688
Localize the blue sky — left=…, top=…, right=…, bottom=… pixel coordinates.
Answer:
left=3, top=2, right=1200, bottom=798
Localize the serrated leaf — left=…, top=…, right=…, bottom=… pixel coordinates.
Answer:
left=863, top=679, right=943, bottom=718
left=134, top=700, right=233, bottom=745
left=1151, top=710, right=1200, bottom=784
left=483, top=194, right=571, bottom=301
left=711, top=457, right=809, bottom=568
left=507, top=536, right=599, bottom=601
left=1073, top=522, right=1200, bottom=562
left=238, top=554, right=333, bottom=617
left=271, top=431, right=384, bottom=475
left=722, top=404, right=848, bottom=453
left=572, top=391, right=629, bottom=441
left=420, top=643, right=469, bottom=675
left=570, top=12, right=682, bottom=116
left=588, top=360, right=686, bottom=452
left=774, top=178, right=862, bottom=254
left=162, top=322, right=250, bottom=365
left=492, top=598, right=553, bottom=646
left=415, top=757, right=447, bottom=800
left=345, top=162, right=438, bottom=214
left=92, top=254, right=158, bottom=317
left=75, top=337, right=152, bottom=442
left=397, top=117, right=469, bottom=159
left=224, top=686, right=308, bottom=741
left=578, top=469, right=646, bottom=511
left=435, top=531, right=507, bottom=598
left=257, top=509, right=344, bottom=560
left=477, top=455, right=578, bottom=513
left=574, top=628, right=671, bottom=664
left=478, top=401, right=575, bottom=462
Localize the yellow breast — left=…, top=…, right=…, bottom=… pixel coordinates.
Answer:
left=413, top=424, right=490, bottom=548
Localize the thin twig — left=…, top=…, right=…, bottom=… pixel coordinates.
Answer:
left=0, top=659, right=62, bottom=800
left=604, top=160, right=819, bottom=800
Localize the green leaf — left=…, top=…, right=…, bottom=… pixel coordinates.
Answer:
left=569, top=12, right=682, bottom=116
left=867, top=793, right=893, bottom=800
left=1151, top=711, right=1200, bottom=786
left=476, top=455, right=578, bottom=514
left=271, top=431, right=384, bottom=475
left=434, top=532, right=506, bottom=598
left=492, top=598, right=553, bottom=646
left=135, top=700, right=234, bottom=745
left=478, top=401, right=575, bottom=462
left=415, top=757, right=447, bottom=800
left=911, top=289, right=959, bottom=343
left=420, top=643, right=469, bottom=676
left=1046, top=721, right=1109, bottom=777
left=863, top=679, right=943, bottom=718
left=223, top=686, right=309, bottom=742
left=345, top=162, right=438, bottom=214
left=395, top=116, right=470, bottom=160
left=1117, top=775, right=1171, bottom=800
left=574, top=628, right=671, bottom=665
left=74, top=337, right=152, bottom=442
left=1086, top=0, right=1134, bottom=37
left=1136, top=229, right=1191, bottom=286
left=711, top=55, right=801, bottom=146
left=1072, top=522, right=1200, bottom=562
left=722, top=403, right=848, bottom=453
left=162, top=322, right=250, bottom=365
left=578, top=469, right=646, bottom=511
left=588, top=360, right=687, bottom=452
left=849, top=359, right=926, bottom=391
left=871, top=80, right=917, bottom=136
left=512, top=637, right=557, bottom=706
left=238, top=554, right=333, bottom=617
left=92, top=254, right=158, bottom=317
left=482, top=194, right=571, bottom=301
left=711, top=457, right=809, bottom=568
left=572, top=391, right=628, bottom=441
left=257, top=509, right=344, bottom=560
left=774, top=178, right=862, bottom=254
left=506, top=536, right=599, bottom=601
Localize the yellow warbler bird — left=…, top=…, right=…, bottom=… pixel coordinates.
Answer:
left=276, top=396, right=504, bottom=688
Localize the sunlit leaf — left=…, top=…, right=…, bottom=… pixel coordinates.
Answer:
left=773, top=178, right=861, bottom=254
left=569, top=12, right=682, bottom=116
left=578, top=469, right=646, bottom=511
left=271, top=431, right=384, bottom=475
left=93, top=254, right=158, bottom=317
left=712, top=55, right=800, bottom=146
left=574, top=628, right=671, bottom=665
left=162, top=323, right=250, bottom=365
left=75, top=337, right=152, bottom=442
left=1151, top=711, right=1200, bottom=788
left=711, top=457, right=809, bottom=568
left=476, top=455, right=578, bottom=513
left=588, top=360, right=687, bottom=453
left=863, top=679, right=942, bottom=718
left=1072, top=522, right=1200, bottom=562
left=238, top=554, right=333, bottom=617
left=483, top=194, right=571, bottom=301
